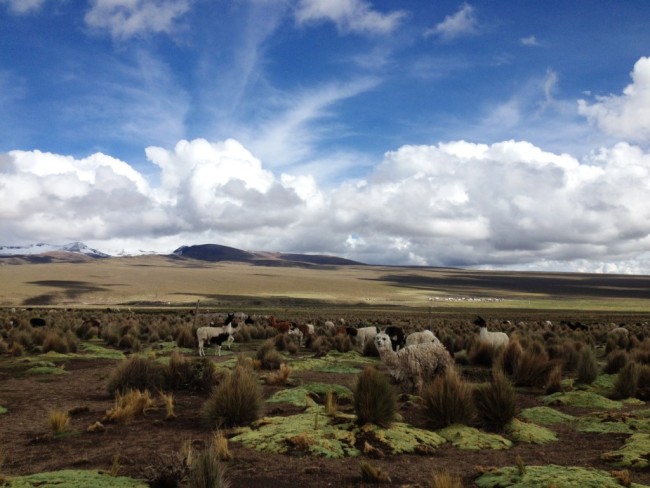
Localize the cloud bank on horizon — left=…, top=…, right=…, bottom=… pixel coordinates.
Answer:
left=1, top=1, right=650, bottom=274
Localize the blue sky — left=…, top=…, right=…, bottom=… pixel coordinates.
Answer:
left=1, top=0, right=650, bottom=273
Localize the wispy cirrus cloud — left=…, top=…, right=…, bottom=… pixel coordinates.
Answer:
left=84, top=0, right=192, bottom=40
left=425, top=3, right=479, bottom=41
left=294, top=0, right=407, bottom=36
left=0, top=0, right=47, bottom=14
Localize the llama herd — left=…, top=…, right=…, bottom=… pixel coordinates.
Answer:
left=196, top=312, right=511, bottom=391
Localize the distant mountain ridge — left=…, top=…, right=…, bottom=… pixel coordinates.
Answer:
left=173, top=244, right=364, bottom=266
left=0, top=242, right=363, bottom=267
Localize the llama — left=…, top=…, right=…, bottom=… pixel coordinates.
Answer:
left=294, top=323, right=315, bottom=346
left=384, top=325, right=405, bottom=351
left=374, top=332, right=453, bottom=392
left=405, top=330, right=442, bottom=347
left=197, top=313, right=238, bottom=356
left=474, top=316, right=509, bottom=348
left=346, top=325, right=379, bottom=349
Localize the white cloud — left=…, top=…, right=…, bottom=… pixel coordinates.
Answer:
left=578, top=56, right=650, bottom=143
left=84, top=0, right=191, bottom=40
left=3, top=136, right=650, bottom=273
left=0, top=0, right=46, bottom=14
left=425, top=3, right=478, bottom=41
left=520, top=35, right=540, bottom=46
left=294, top=0, right=406, bottom=36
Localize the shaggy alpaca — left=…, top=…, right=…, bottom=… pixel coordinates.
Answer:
left=374, top=332, right=453, bottom=392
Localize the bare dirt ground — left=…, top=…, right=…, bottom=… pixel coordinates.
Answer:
left=2, top=336, right=649, bottom=488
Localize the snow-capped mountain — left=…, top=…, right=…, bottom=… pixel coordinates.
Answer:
left=0, top=242, right=110, bottom=258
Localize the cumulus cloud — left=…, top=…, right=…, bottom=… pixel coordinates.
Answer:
left=84, top=0, right=191, bottom=40
left=0, top=0, right=46, bottom=14
left=578, top=56, right=650, bottom=143
left=3, top=136, right=650, bottom=273
left=294, top=0, right=406, bottom=36
left=425, top=3, right=478, bottom=41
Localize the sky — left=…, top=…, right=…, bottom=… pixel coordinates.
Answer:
left=1, top=0, right=650, bottom=274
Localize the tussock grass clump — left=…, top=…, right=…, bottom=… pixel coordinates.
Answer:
left=167, top=351, right=218, bottom=392
left=159, top=391, right=175, bottom=420
left=499, top=338, right=523, bottom=375
left=188, top=446, right=230, bottom=488
left=360, top=461, right=391, bottom=483
left=473, top=368, right=516, bottom=432
left=354, top=366, right=397, bottom=428
left=604, top=349, right=629, bottom=374
left=429, top=470, right=463, bottom=488
left=512, top=351, right=556, bottom=388
left=310, top=335, right=333, bottom=356
left=48, top=409, right=70, bottom=435
left=544, top=363, right=564, bottom=394
left=104, top=389, right=155, bottom=423
left=636, top=364, right=650, bottom=400
left=561, top=340, right=581, bottom=372
left=175, top=325, right=195, bottom=349
left=334, top=334, right=352, bottom=353
left=324, top=389, right=338, bottom=416
left=256, top=340, right=283, bottom=370
left=202, top=364, right=261, bottom=428
left=42, top=331, right=68, bottom=354
left=421, top=368, right=474, bottom=429
left=107, top=355, right=167, bottom=396
left=613, top=362, right=639, bottom=399
left=212, top=431, right=232, bottom=461
left=264, top=363, right=291, bottom=385
left=576, top=346, right=598, bottom=385
left=362, top=339, right=379, bottom=357
left=469, top=341, right=499, bottom=367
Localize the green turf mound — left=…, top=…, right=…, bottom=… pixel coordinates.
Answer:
left=576, top=411, right=650, bottom=434
left=505, top=418, right=557, bottom=444
left=0, top=406, right=7, bottom=414
left=519, top=406, right=576, bottom=425
left=544, top=390, right=622, bottom=409
left=289, top=350, right=376, bottom=374
left=79, top=343, right=126, bottom=360
left=230, top=405, right=360, bottom=458
left=360, top=422, right=446, bottom=454
left=602, top=433, right=650, bottom=469
left=475, top=464, right=649, bottom=488
left=266, top=382, right=353, bottom=406
left=437, top=424, right=512, bottom=450
left=4, top=469, right=148, bottom=487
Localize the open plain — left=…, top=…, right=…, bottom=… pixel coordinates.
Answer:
left=1, top=256, right=650, bottom=487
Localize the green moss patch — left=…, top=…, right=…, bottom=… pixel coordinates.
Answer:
left=519, top=406, right=575, bottom=425
left=505, top=419, right=557, bottom=444
left=437, top=424, right=512, bottom=450
left=544, top=391, right=622, bottom=409
left=361, top=422, right=446, bottom=454
left=231, top=406, right=360, bottom=458
left=602, top=433, right=650, bottom=469
left=576, top=411, right=650, bottom=434
left=4, top=469, right=148, bottom=487
left=0, top=406, right=7, bottom=414
left=289, top=350, right=375, bottom=374
left=25, top=365, right=69, bottom=375
left=475, top=464, right=648, bottom=488
left=79, top=343, right=126, bottom=360
left=267, top=383, right=353, bottom=406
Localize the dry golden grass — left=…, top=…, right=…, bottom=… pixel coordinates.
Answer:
left=103, top=389, right=155, bottom=423
left=159, top=391, right=176, bottom=420
left=212, top=431, right=232, bottom=461
left=47, top=409, right=70, bottom=435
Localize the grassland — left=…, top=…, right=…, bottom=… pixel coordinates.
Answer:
left=1, top=255, right=650, bottom=314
